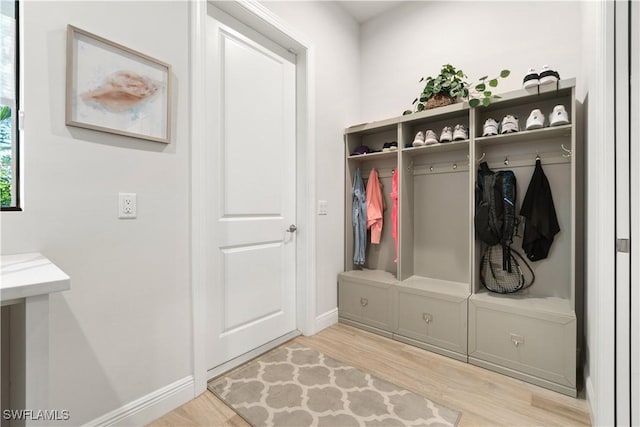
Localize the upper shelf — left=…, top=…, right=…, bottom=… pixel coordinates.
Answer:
left=402, top=139, right=469, bottom=156
left=347, top=150, right=398, bottom=161
left=344, top=79, right=576, bottom=136
left=475, top=124, right=572, bottom=147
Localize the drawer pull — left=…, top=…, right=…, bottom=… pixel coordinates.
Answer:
left=360, top=297, right=368, bottom=307
left=422, top=313, right=433, bottom=324
left=510, top=333, right=525, bottom=347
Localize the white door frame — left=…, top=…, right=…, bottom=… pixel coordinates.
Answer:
left=190, top=0, right=317, bottom=394
left=629, top=2, right=639, bottom=424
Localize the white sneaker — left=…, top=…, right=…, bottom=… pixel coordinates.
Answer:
left=549, top=105, right=570, bottom=126
left=439, top=126, right=453, bottom=143
left=523, top=68, right=539, bottom=89
left=424, top=130, right=439, bottom=145
left=500, top=115, right=520, bottom=134
left=539, top=65, right=560, bottom=85
left=526, top=109, right=545, bottom=130
left=482, top=118, right=499, bottom=136
left=453, top=124, right=468, bottom=141
left=412, top=131, right=425, bottom=147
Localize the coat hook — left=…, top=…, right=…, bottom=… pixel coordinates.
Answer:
left=453, top=163, right=458, bottom=170
left=504, top=156, right=509, bottom=165
left=477, top=152, right=486, bottom=162
left=561, top=144, right=572, bottom=158
left=429, top=165, right=434, bottom=172
left=535, top=151, right=541, bottom=161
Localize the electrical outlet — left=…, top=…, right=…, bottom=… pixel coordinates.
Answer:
left=118, top=193, right=137, bottom=219
left=318, top=200, right=328, bottom=215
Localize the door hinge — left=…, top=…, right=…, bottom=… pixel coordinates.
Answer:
left=616, top=238, right=630, bottom=253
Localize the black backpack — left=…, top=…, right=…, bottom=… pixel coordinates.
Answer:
left=475, top=162, right=534, bottom=293
left=475, top=162, right=518, bottom=271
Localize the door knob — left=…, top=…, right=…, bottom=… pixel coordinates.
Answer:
left=286, top=224, right=297, bottom=233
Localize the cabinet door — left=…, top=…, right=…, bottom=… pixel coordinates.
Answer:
left=394, top=288, right=467, bottom=355
left=469, top=301, right=576, bottom=388
left=338, top=278, right=393, bottom=331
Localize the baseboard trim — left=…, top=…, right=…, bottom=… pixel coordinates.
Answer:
left=83, top=376, right=195, bottom=427
left=314, top=308, right=338, bottom=334
left=584, top=374, right=595, bottom=426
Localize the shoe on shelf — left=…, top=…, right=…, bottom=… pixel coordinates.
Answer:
left=351, top=145, right=371, bottom=155
left=539, top=65, right=560, bottom=84
left=549, top=105, right=570, bottom=126
left=523, top=67, right=540, bottom=89
left=425, top=130, right=439, bottom=145
left=404, top=143, right=412, bottom=149
left=389, top=141, right=398, bottom=151
left=439, top=126, right=453, bottom=143
left=382, top=142, right=392, bottom=152
left=412, top=131, right=425, bottom=147
left=483, top=118, right=499, bottom=136
left=453, top=124, right=468, bottom=140
left=525, top=109, right=545, bottom=130
left=501, top=115, right=520, bottom=134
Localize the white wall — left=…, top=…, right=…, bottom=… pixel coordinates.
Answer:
left=262, top=1, right=360, bottom=319
left=1, top=2, right=192, bottom=424
left=360, top=1, right=584, bottom=123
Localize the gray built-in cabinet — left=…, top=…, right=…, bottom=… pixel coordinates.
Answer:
left=339, top=79, right=581, bottom=397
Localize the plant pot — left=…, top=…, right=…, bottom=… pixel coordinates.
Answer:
left=425, top=93, right=455, bottom=110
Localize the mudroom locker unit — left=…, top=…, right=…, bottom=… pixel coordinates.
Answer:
left=339, top=79, right=581, bottom=396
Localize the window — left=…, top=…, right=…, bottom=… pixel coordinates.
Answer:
left=1, top=0, right=19, bottom=210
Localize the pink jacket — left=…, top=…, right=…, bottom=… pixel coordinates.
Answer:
left=366, top=169, right=384, bottom=244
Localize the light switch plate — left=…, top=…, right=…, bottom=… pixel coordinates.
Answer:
left=318, top=200, right=328, bottom=215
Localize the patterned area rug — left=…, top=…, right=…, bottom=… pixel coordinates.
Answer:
left=208, top=342, right=460, bottom=426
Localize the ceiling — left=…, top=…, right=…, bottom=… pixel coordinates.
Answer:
left=335, top=1, right=405, bottom=23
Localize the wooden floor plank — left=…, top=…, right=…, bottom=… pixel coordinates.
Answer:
left=148, top=323, right=591, bottom=426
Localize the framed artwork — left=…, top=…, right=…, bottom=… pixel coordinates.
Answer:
left=65, top=25, right=171, bottom=143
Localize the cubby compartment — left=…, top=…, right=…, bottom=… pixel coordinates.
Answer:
left=344, top=126, right=399, bottom=277
left=402, top=105, right=470, bottom=152
left=400, top=136, right=471, bottom=291
left=473, top=83, right=574, bottom=140
left=473, top=140, right=573, bottom=296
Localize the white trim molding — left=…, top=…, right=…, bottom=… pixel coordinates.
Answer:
left=190, top=0, right=317, bottom=394
left=314, top=308, right=339, bottom=334
left=83, top=376, right=195, bottom=427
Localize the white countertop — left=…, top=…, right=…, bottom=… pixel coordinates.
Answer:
left=1, top=253, right=70, bottom=304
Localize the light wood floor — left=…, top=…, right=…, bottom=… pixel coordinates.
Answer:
left=148, top=323, right=591, bottom=426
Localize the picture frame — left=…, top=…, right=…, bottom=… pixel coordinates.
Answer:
left=65, top=25, right=171, bottom=143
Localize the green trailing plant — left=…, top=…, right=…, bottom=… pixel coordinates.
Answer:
left=403, top=64, right=510, bottom=115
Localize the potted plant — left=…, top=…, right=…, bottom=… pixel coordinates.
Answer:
left=403, top=64, right=510, bottom=115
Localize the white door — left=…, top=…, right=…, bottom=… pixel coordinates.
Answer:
left=205, top=5, right=297, bottom=371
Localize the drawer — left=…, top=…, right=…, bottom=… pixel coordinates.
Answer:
left=469, top=300, right=576, bottom=387
left=338, top=277, right=393, bottom=331
left=394, top=286, right=468, bottom=355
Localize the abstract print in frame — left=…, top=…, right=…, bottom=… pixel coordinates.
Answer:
left=65, top=25, right=171, bottom=143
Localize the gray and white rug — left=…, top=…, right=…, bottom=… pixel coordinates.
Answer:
left=208, top=342, right=460, bottom=426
